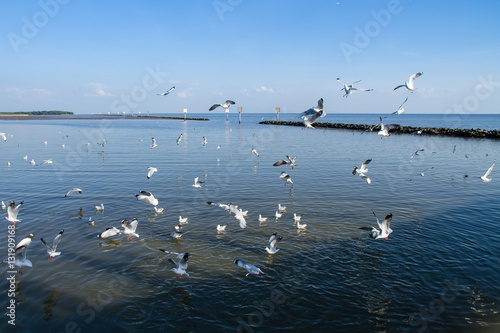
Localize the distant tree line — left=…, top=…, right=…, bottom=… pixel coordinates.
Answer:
left=0, top=111, right=73, bottom=115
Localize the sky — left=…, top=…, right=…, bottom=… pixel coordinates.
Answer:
left=1, top=0, right=500, bottom=115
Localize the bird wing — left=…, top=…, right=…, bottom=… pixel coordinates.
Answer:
left=336, top=77, right=346, bottom=85
left=52, top=230, right=64, bottom=249
left=393, top=85, right=405, bottom=91
left=225, top=100, right=236, bottom=105
left=408, top=72, right=423, bottom=85
left=8, top=201, right=23, bottom=219
left=484, top=161, right=495, bottom=178
left=273, top=160, right=288, bottom=166
left=381, top=214, right=393, bottom=234
left=360, top=159, right=372, bottom=172
left=209, top=104, right=221, bottom=111
left=398, top=97, right=409, bottom=110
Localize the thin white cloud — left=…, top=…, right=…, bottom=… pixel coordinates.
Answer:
left=254, top=86, right=274, bottom=93
left=6, top=87, right=52, bottom=100
left=84, top=83, right=114, bottom=97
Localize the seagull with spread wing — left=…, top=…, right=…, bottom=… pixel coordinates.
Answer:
left=337, top=77, right=373, bottom=98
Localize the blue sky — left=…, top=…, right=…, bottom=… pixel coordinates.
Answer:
left=1, top=0, right=499, bottom=114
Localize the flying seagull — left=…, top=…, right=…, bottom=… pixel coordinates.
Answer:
left=352, top=159, right=372, bottom=176
left=40, top=230, right=64, bottom=260
left=135, top=191, right=159, bottom=206
left=392, top=97, right=408, bottom=116
left=122, top=218, right=139, bottom=241
left=65, top=188, right=82, bottom=197
left=360, top=211, right=393, bottom=240
left=251, top=148, right=259, bottom=157
left=409, top=167, right=434, bottom=181
left=97, top=227, right=121, bottom=239
left=176, top=133, right=183, bottom=145
left=6, top=201, right=23, bottom=226
left=410, top=148, right=425, bottom=162
left=147, top=167, right=158, bottom=179
left=279, top=171, right=293, bottom=186
left=151, top=137, right=157, bottom=149
left=394, top=72, right=423, bottom=92
left=207, top=202, right=247, bottom=229
left=157, top=86, right=175, bottom=96
left=0, top=132, right=7, bottom=142
left=480, top=161, right=495, bottom=184
left=300, top=98, right=325, bottom=128
left=378, top=117, right=397, bottom=137
left=337, top=77, right=373, bottom=98
left=234, top=259, right=264, bottom=277
left=160, top=251, right=190, bottom=277
left=265, top=232, right=282, bottom=254
left=192, top=177, right=205, bottom=189
left=209, top=100, right=235, bottom=112
left=273, top=155, right=296, bottom=169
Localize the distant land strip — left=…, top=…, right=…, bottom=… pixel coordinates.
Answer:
left=0, top=110, right=73, bottom=115
left=259, top=120, right=500, bottom=139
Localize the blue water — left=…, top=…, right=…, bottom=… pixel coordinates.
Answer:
left=0, top=113, right=499, bottom=332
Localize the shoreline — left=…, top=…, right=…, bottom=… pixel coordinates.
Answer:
left=0, top=114, right=209, bottom=121
left=259, top=120, right=500, bottom=139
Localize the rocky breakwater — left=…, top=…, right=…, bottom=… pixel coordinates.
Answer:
left=259, top=121, right=500, bottom=139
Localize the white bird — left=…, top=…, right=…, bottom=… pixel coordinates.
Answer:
left=29, top=159, right=36, bottom=165
left=192, top=177, right=205, bottom=189
left=37, top=159, right=53, bottom=166
left=0, top=132, right=7, bottom=142
left=65, top=188, right=82, bottom=197
left=251, top=148, right=259, bottom=157
left=300, top=98, right=325, bottom=128
left=296, top=220, right=308, bottom=230
left=258, top=215, right=268, bottom=223
left=7, top=161, right=11, bottom=167
left=279, top=171, right=293, bottom=186
left=378, top=117, right=396, bottom=137
left=481, top=161, right=495, bottom=184
left=151, top=137, right=157, bottom=149
left=337, top=77, right=373, bottom=98
left=360, top=211, right=393, bottom=240
left=176, top=133, right=183, bottom=145
left=217, top=224, right=227, bottom=232
left=122, top=218, right=139, bottom=241
left=394, top=72, right=423, bottom=92
left=234, top=259, right=264, bottom=277
left=1, top=201, right=6, bottom=210
left=391, top=97, right=408, bottom=116
left=154, top=206, right=164, bottom=214
left=273, top=155, right=296, bottom=169
left=97, top=227, right=121, bottom=239
left=207, top=202, right=247, bottom=229
left=209, top=100, right=235, bottom=112
left=88, top=217, right=95, bottom=226
left=135, top=191, right=158, bottom=206
left=40, top=230, right=64, bottom=260
left=275, top=211, right=283, bottom=219
left=278, top=204, right=287, bottom=212
left=293, top=213, right=302, bottom=224
left=95, top=203, right=104, bottom=212
left=171, top=224, right=183, bottom=238
left=410, top=148, right=425, bottom=162
left=265, top=232, right=282, bottom=254
left=352, top=159, right=371, bottom=176
left=409, top=167, right=434, bottom=181
left=61, top=144, right=65, bottom=149
left=15, top=233, right=34, bottom=254
left=23, top=155, right=28, bottom=161
left=4, top=234, right=35, bottom=274
left=179, top=216, right=189, bottom=224
left=160, top=251, right=189, bottom=277
left=147, top=167, right=158, bottom=179
left=157, top=86, right=175, bottom=96
left=6, top=201, right=23, bottom=226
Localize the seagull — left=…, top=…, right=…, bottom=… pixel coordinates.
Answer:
left=122, top=218, right=139, bottom=241
left=391, top=97, right=408, bottom=116
left=207, top=202, right=247, bottom=229
left=151, top=137, right=157, bottom=149
left=29, top=159, right=36, bottom=165
left=192, top=177, right=205, bottom=189
left=157, top=86, right=175, bottom=96
left=5, top=201, right=23, bottom=226
left=37, top=159, right=53, bottom=166
left=7, top=161, right=11, bottom=167
left=337, top=77, right=373, bottom=98
left=234, top=259, right=264, bottom=277
left=251, top=148, right=260, bottom=157
left=0, top=132, right=7, bottom=142
left=293, top=213, right=302, bottom=224
left=275, top=211, right=283, bottom=219
left=23, top=155, right=28, bottom=161
left=378, top=117, right=396, bottom=137
left=394, top=72, right=423, bottom=92
left=300, top=98, right=325, bottom=128
left=278, top=204, right=287, bottom=212
left=279, top=171, right=293, bottom=186
left=160, top=251, right=190, bottom=277
left=3, top=234, right=34, bottom=274
left=135, top=191, right=159, bottom=206
left=360, top=211, right=393, bottom=240
left=88, top=217, right=95, bottom=226
left=1, top=201, right=6, bottom=210
left=171, top=224, right=183, bottom=239
left=176, top=133, right=183, bottom=145
left=410, top=148, right=425, bottom=162
left=273, top=155, right=296, bottom=169
left=409, top=167, right=434, bottom=181
left=480, top=161, right=495, bottom=184
left=154, top=206, right=164, bottom=213
left=217, top=224, right=227, bottom=232
left=15, top=233, right=35, bottom=254
left=179, top=216, right=189, bottom=224
left=265, top=232, right=282, bottom=254
left=147, top=167, right=158, bottom=179
left=209, top=100, right=235, bottom=112
left=352, top=159, right=372, bottom=176
left=97, top=227, right=121, bottom=239
left=202, top=136, right=208, bottom=146
left=95, top=203, right=104, bottom=212
left=65, top=188, right=82, bottom=197
left=40, top=230, right=64, bottom=260
left=258, top=215, right=268, bottom=223
left=296, top=220, right=308, bottom=230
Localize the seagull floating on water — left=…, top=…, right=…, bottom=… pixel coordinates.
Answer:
left=480, top=161, right=495, bottom=184
left=394, top=72, right=423, bottom=92
left=258, top=215, right=268, bottom=223
left=179, top=216, right=189, bottom=224
left=293, top=213, right=302, bottom=224
left=122, top=218, right=139, bottom=241
left=95, top=203, right=104, bottom=212
left=296, top=220, right=308, bottom=230
left=300, top=98, right=325, bottom=129
left=157, top=86, right=175, bottom=96
left=337, top=77, right=373, bottom=98
left=209, top=100, right=235, bottom=112
left=217, top=224, right=227, bottom=232
left=265, top=232, right=282, bottom=254
left=65, top=188, right=82, bottom=197
left=171, top=224, right=183, bottom=239
left=97, top=227, right=121, bottom=239
left=41, top=230, right=64, bottom=260
left=234, top=259, right=264, bottom=277
left=278, top=204, right=287, bottom=212
left=136, top=191, right=158, bottom=206
left=202, top=136, right=208, bottom=146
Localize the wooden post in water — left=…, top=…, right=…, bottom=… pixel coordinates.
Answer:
left=147, top=110, right=149, bottom=116
left=276, top=107, right=280, bottom=121
left=183, top=108, right=187, bottom=121
left=238, top=107, right=242, bottom=124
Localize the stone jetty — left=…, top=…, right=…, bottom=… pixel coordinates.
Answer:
left=137, top=115, right=209, bottom=121
left=259, top=120, right=500, bottom=139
